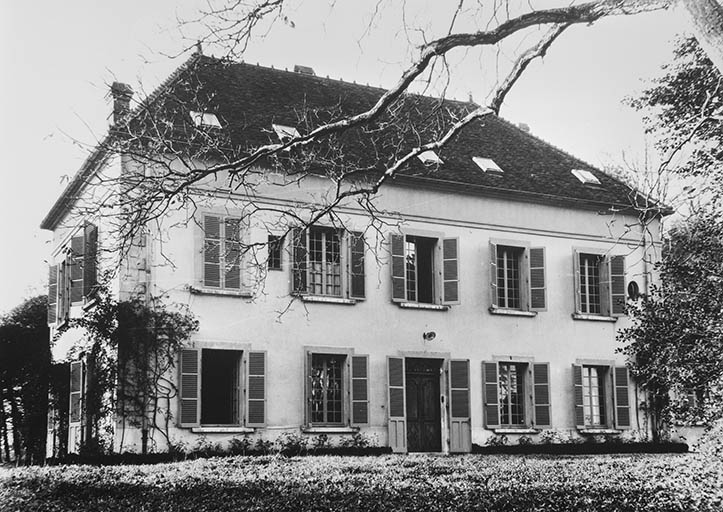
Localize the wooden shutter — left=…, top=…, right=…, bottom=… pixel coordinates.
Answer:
left=351, top=355, right=369, bottom=425
left=449, top=359, right=471, bottom=453
left=179, top=349, right=200, bottom=427
left=529, top=247, right=546, bottom=311
left=600, top=255, right=612, bottom=316
left=69, top=361, right=83, bottom=424
left=613, top=366, right=631, bottom=429
left=532, top=363, right=552, bottom=428
left=83, top=223, right=98, bottom=299
left=390, top=234, right=406, bottom=302
left=70, top=235, right=84, bottom=303
left=291, top=228, right=307, bottom=294
left=481, top=361, right=500, bottom=429
left=47, top=264, right=58, bottom=324
left=489, top=241, right=498, bottom=308
left=610, top=255, right=626, bottom=317
left=58, top=258, right=69, bottom=320
left=572, top=249, right=582, bottom=313
left=247, top=351, right=266, bottom=427
left=349, top=232, right=366, bottom=300
left=203, top=216, right=221, bottom=288
left=442, top=238, right=460, bottom=305
left=387, top=356, right=407, bottom=453
left=224, top=218, right=242, bottom=290
left=572, top=364, right=585, bottom=428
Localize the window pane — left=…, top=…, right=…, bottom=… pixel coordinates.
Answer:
left=580, top=254, right=601, bottom=314
left=499, top=362, right=525, bottom=426
left=582, top=366, right=606, bottom=426
left=405, top=240, right=417, bottom=302
left=311, top=354, right=345, bottom=424
left=497, top=246, right=521, bottom=309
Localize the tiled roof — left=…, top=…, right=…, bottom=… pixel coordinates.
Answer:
left=42, top=53, right=663, bottom=230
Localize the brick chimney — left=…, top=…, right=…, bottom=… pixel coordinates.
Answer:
left=110, top=82, right=134, bottom=124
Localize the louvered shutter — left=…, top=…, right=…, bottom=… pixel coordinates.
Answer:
left=179, top=349, right=200, bottom=427
left=70, top=235, right=84, bottom=303
left=610, top=256, right=626, bottom=316
left=224, top=218, right=242, bottom=290
left=203, top=216, right=221, bottom=288
left=600, top=255, right=612, bottom=316
left=532, top=363, right=551, bottom=428
left=291, top=228, right=307, bottom=294
left=83, top=223, right=98, bottom=299
left=572, top=250, right=582, bottom=313
left=442, top=238, right=460, bottom=305
left=390, top=234, right=406, bottom=302
left=48, top=265, right=58, bottom=324
left=449, top=359, right=471, bottom=452
left=387, top=357, right=407, bottom=453
left=482, top=361, right=500, bottom=429
left=351, top=355, right=369, bottom=425
left=489, top=241, right=498, bottom=308
left=572, top=364, right=585, bottom=428
left=614, top=366, right=631, bottom=429
left=246, top=351, right=266, bottom=427
left=529, top=247, right=546, bottom=311
left=349, top=232, right=366, bottom=299
left=69, top=361, right=83, bottom=424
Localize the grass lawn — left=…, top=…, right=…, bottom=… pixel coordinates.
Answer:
left=2, top=453, right=722, bottom=511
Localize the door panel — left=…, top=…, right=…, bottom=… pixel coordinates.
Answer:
left=405, top=358, right=442, bottom=452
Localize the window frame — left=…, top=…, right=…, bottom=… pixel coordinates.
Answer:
left=489, top=239, right=545, bottom=315
left=195, top=212, right=252, bottom=296
left=498, top=361, right=530, bottom=427
left=573, top=360, right=631, bottom=431
left=304, top=346, right=358, bottom=428
left=267, top=234, right=283, bottom=271
left=200, top=348, right=244, bottom=426
left=572, top=248, right=626, bottom=320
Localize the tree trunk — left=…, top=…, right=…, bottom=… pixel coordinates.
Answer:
left=8, top=388, right=23, bottom=464
left=680, top=0, right=723, bottom=75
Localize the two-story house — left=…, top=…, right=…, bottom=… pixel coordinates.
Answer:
left=43, top=53, right=663, bottom=455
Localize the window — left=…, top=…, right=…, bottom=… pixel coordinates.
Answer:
left=201, top=349, right=242, bottom=425
left=310, top=354, right=344, bottom=424
left=571, top=169, right=601, bottom=186
left=189, top=110, right=221, bottom=129
left=581, top=366, right=606, bottom=426
left=417, top=150, right=443, bottom=165
left=272, top=123, right=300, bottom=141
left=390, top=233, right=459, bottom=306
left=572, top=363, right=631, bottom=430
left=291, top=227, right=365, bottom=300
left=472, top=156, right=504, bottom=174
left=202, top=215, right=243, bottom=291
left=268, top=234, right=283, bottom=270
left=573, top=250, right=626, bottom=318
left=489, top=241, right=546, bottom=313
left=482, top=361, right=551, bottom=429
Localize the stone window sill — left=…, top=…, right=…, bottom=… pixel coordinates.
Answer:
left=301, top=426, right=360, bottom=434
left=494, top=428, right=539, bottom=434
left=189, top=286, right=253, bottom=298
left=192, top=426, right=255, bottom=434
left=489, top=307, right=537, bottom=318
left=398, top=302, right=449, bottom=311
left=571, top=313, right=617, bottom=322
left=300, top=295, right=357, bottom=305
left=578, top=428, right=621, bottom=435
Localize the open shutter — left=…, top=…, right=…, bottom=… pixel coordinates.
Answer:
left=481, top=361, right=500, bottom=429
left=572, top=364, right=585, bottom=428
left=48, top=265, right=58, bottom=324
left=203, top=216, right=221, bottom=288
left=489, top=241, right=498, bottom=308
left=224, top=218, right=242, bottom=290
left=69, top=361, right=83, bottom=424
left=70, top=235, right=84, bottom=303
left=529, top=247, right=546, bottom=311
left=610, top=255, right=626, bottom=317
left=349, top=232, right=366, bottom=300
left=532, top=363, right=552, bottom=428
left=351, top=355, right=369, bottom=425
left=179, top=349, right=200, bottom=427
left=58, top=258, right=69, bottom=320
left=572, top=250, right=582, bottom=313
left=600, top=256, right=612, bottom=316
left=449, top=359, right=471, bottom=452
left=291, top=228, right=307, bottom=294
left=247, top=351, right=266, bottom=427
left=442, top=238, right=460, bottom=305
left=83, top=223, right=98, bottom=299
left=387, top=356, right=407, bottom=453
left=390, top=234, right=406, bottom=302
left=614, top=366, right=631, bottom=429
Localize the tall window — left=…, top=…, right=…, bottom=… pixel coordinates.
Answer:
left=582, top=366, right=606, bottom=426
left=201, top=349, right=242, bottom=425
left=268, top=234, right=283, bottom=270
left=203, top=215, right=242, bottom=290
left=308, top=229, right=341, bottom=296
left=404, top=236, right=436, bottom=304
left=310, top=354, right=345, bottom=424
left=579, top=253, right=601, bottom=314
left=499, top=362, right=525, bottom=426
left=497, top=246, right=522, bottom=309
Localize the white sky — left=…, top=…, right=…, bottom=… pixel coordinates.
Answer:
left=0, top=1, right=688, bottom=314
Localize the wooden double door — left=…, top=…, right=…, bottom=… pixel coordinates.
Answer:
left=405, top=358, right=442, bottom=452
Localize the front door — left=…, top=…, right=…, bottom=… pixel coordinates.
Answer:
left=405, top=358, right=442, bottom=452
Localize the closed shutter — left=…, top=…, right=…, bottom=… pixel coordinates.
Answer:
left=83, top=223, right=98, bottom=299
left=70, top=235, right=84, bottom=303
left=179, top=349, right=200, bottom=427
left=572, top=250, right=582, bottom=313
left=203, top=216, right=221, bottom=288
left=390, top=234, right=406, bottom=302
left=489, top=241, right=498, bottom=308
left=224, top=218, right=242, bottom=290
left=442, top=238, right=460, bottom=305
left=351, top=355, right=369, bottom=425
left=291, top=228, right=307, bottom=294
left=610, top=256, right=626, bottom=317
left=48, top=265, right=58, bottom=324
left=387, top=357, right=407, bottom=453
left=349, top=232, right=366, bottom=300
left=247, top=351, right=266, bottom=427
left=449, top=359, right=471, bottom=453
left=572, top=364, right=585, bottom=428
left=614, top=366, right=631, bottom=429
left=532, top=363, right=552, bottom=428
left=69, top=361, right=83, bottom=424
left=529, top=247, right=546, bottom=311
left=482, top=361, right=500, bottom=429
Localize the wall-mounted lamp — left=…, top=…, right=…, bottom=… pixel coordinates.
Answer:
left=422, top=331, right=436, bottom=342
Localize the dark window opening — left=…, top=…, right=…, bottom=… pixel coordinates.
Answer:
left=406, top=236, right=436, bottom=304
left=268, top=234, right=283, bottom=270
left=201, top=349, right=242, bottom=425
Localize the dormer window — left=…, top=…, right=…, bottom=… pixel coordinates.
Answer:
left=417, top=150, right=443, bottom=165
left=190, top=111, right=222, bottom=129
left=571, top=169, right=601, bottom=186
left=272, top=124, right=300, bottom=141
left=472, top=157, right=504, bottom=175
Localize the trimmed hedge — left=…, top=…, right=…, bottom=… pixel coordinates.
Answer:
left=472, top=441, right=689, bottom=455
left=2, top=453, right=722, bottom=511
